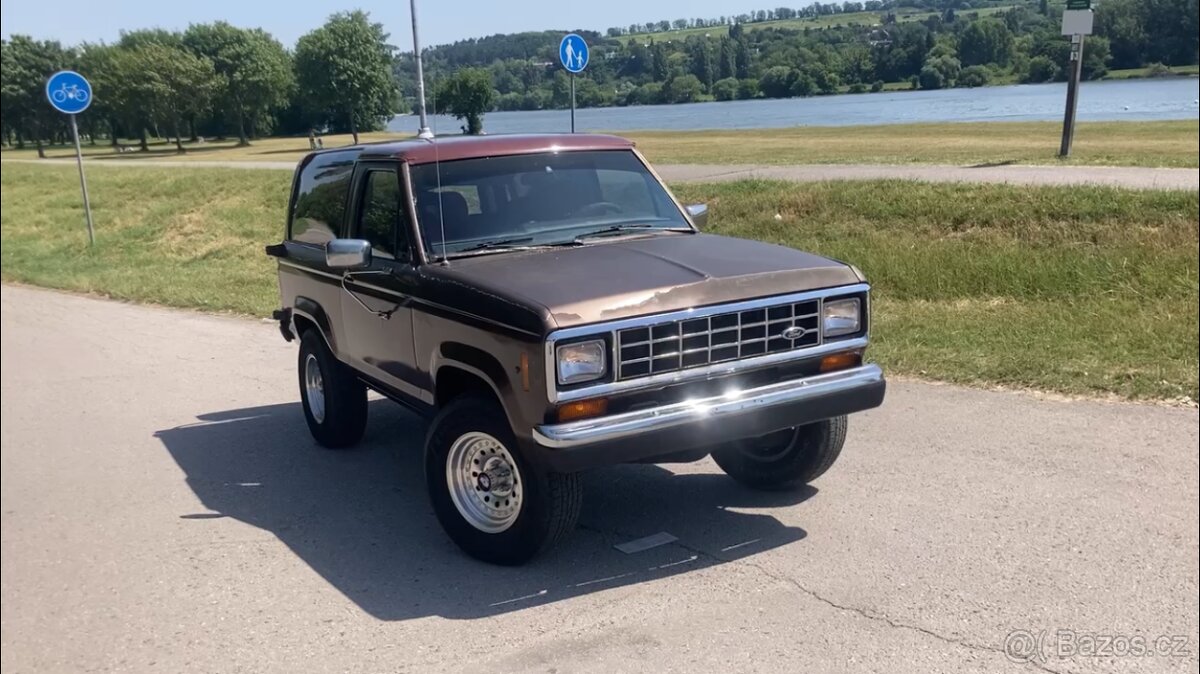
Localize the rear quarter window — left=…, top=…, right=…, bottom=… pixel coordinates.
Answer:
left=290, top=150, right=358, bottom=244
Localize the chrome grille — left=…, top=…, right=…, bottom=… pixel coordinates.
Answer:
left=616, top=299, right=821, bottom=380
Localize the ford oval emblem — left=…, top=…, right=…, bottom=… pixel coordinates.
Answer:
left=781, top=326, right=806, bottom=340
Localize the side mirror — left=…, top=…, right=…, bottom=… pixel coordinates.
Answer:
left=325, top=239, right=372, bottom=270
left=685, top=203, right=709, bottom=229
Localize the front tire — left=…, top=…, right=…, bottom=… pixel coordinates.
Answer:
left=425, top=395, right=581, bottom=565
left=298, top=329, right=367, bottom=448
left=712, top=416, right=847, bottom=490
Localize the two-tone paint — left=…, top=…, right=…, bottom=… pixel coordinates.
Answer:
left=272, top=133, right=884, bottom=471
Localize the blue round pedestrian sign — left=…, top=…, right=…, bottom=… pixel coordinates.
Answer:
left=559, top=33, right=589, bottom=73
left=46, top=70, right=92, bottom=114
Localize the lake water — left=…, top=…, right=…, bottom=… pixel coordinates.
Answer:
left=388, top=78, right=1199, bottom=134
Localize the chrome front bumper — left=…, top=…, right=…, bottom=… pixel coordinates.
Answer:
left=533, top=364, right=885, bottom=450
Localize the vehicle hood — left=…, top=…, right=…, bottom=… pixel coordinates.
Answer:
left=433, top=233, right=862, bottom=330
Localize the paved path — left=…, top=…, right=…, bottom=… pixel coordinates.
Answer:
left=7, top=157, right=1198, bottom=189
left=2, top=284, right=1197, bottom=672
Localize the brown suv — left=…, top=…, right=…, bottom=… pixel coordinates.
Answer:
left=267, top=133, right=885, bottom=565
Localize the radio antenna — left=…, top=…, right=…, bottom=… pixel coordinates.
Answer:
left=430, top=73, right=448, bottom=266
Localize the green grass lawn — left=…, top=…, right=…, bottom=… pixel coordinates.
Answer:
left=627, top=120, right=1200, bottom=168
left=1105, top=64, right=1200, bottom=80
left=4, top=120, right=1196, bottom=168
left=2, top=163, right=1196, bottom=401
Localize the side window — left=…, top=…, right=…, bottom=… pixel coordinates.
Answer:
left=290, top=150, right=357, bottom=244
left=356, top=169, right=407, bottom=260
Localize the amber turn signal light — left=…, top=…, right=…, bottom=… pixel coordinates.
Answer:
left=819, top=351, right=862, bottom=373
left=556, top=398, right=609, bottom=422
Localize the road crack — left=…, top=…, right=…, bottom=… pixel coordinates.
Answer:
left=578, top=521, right=1068, bottom=674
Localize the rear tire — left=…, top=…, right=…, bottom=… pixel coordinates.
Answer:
left=712, top=416, right=847, bottom=490
left=425, top=395, right=581, bottom=565
left=298, top=329, right=367, bottom=448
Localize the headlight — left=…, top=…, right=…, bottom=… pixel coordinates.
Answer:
left=822, top=298, right=861, bottom=338
left=557, top=340, right=606, bottom=385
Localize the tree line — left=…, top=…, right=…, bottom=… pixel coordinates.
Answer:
left=407, top=0, right=1198, bottom=121
left=3, top=0, right=1196, bottom=146
left=603, top=0, right=993, bottom=36
left=1, top=11, right=398, bottom=156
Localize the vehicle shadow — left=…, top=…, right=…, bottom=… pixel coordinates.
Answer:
left=154, top=400, right=812, bottom=621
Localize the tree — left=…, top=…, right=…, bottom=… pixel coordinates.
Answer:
left=790, top=71, right=817, bottom=96
left=1024, top=55, right=1060, bottom=82
left=663, top=74, right=703, bottom=102
left=1081, top=35, right=1111, bottom=80
left=718, top=38, right=737, bottom=80
left=810, top=65, right=840, bottom=94
left=133, top=44, right=218, bottom=152
left=1, top=36, right=71, bottom=157
left=436, top=68, right=496, bottom=134
left=736, top=78, right=759, bottom=99
left=628, top=82, right=663, bottom=105
left=294, top=11, right=397, bottom=143
left=183, top=23, right=292, bottom=145
left=918, top=64, right=945, bottom=89
left=958, top=65, right=990, bottom=87
left=759, top=65, right=793, bottom=97
left=924, top=54, right=961, bottom=86
left=734, top=38, right=752, bottom=79
left=76, top=43, right=136, bottom=147
left=712, top=77, right=739, bottom=101
left=959, top=18, right=1015, bottom=66
left=688, top=40, right=717, bottom=91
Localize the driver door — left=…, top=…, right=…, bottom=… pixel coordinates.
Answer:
left=338, top=162, right=423, bottom=402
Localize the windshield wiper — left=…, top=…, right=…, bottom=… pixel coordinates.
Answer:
left=574, top=224, right=692, bottom=243
left=452, top=236, right=536, bottom=254
left=459, top=236, right=535, bottom=251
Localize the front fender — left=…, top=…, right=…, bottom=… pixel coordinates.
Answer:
left=432, top=341, right=540, bottom=438
left=292, top=296, right=338, bottom=354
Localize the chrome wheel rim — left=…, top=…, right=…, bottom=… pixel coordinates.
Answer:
left=304, top=354, right=325, bottom=423
left=446, top=431, right=523, bottom=533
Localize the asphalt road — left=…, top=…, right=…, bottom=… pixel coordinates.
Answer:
left=6, top=157, right=1198, bottom=190
left=2, top=284, right=1197, bottom=673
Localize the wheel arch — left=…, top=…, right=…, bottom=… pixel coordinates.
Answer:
left=292, top=296, right=337, bottom=354
left=431, top=342, right=520, bottom=425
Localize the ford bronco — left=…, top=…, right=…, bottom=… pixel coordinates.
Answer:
left=267, top=134, right=885, bottom=565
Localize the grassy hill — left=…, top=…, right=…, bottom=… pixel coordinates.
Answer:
left=613, top=4, right=1017, bottom=44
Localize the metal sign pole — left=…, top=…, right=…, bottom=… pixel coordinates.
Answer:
left=559, top=33, right=587, bottom=134
left=1059, top=34, right=1085, bottom=157
left=69, top=114, right=96, bottom=245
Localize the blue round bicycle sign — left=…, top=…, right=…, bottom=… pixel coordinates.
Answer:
left=46, top=70, right=92, bottom=114
left=559, top=33, right=589, bottom=73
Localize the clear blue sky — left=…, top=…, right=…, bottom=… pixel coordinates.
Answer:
left=2, top=0, right=750, bottom=50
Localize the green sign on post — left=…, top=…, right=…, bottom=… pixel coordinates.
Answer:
left=1066, top=0, right=1091, bottom=9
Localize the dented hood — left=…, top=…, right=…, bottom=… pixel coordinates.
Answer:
left=435, top=233, right=862, bottom=330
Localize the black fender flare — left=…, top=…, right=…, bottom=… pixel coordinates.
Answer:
left=431, top=342, right=524, bottom=429
left=292, top=296, right=338, bottom=354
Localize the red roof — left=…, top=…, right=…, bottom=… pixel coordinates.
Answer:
left=357, top=133, right=635, bottom=165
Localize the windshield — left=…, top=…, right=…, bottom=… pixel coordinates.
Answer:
left=409, top=150, right=690, bottom=257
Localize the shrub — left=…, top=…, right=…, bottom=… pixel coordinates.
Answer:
left=958, top=65, right=990, bottom=87
left=1024, top=55, right=1060, bottom=83
left=1145, top=62, right=1173, bottom=77
left=712, top=77, right=739, bottom=101
left=919, top=65, right=946, bottom=89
